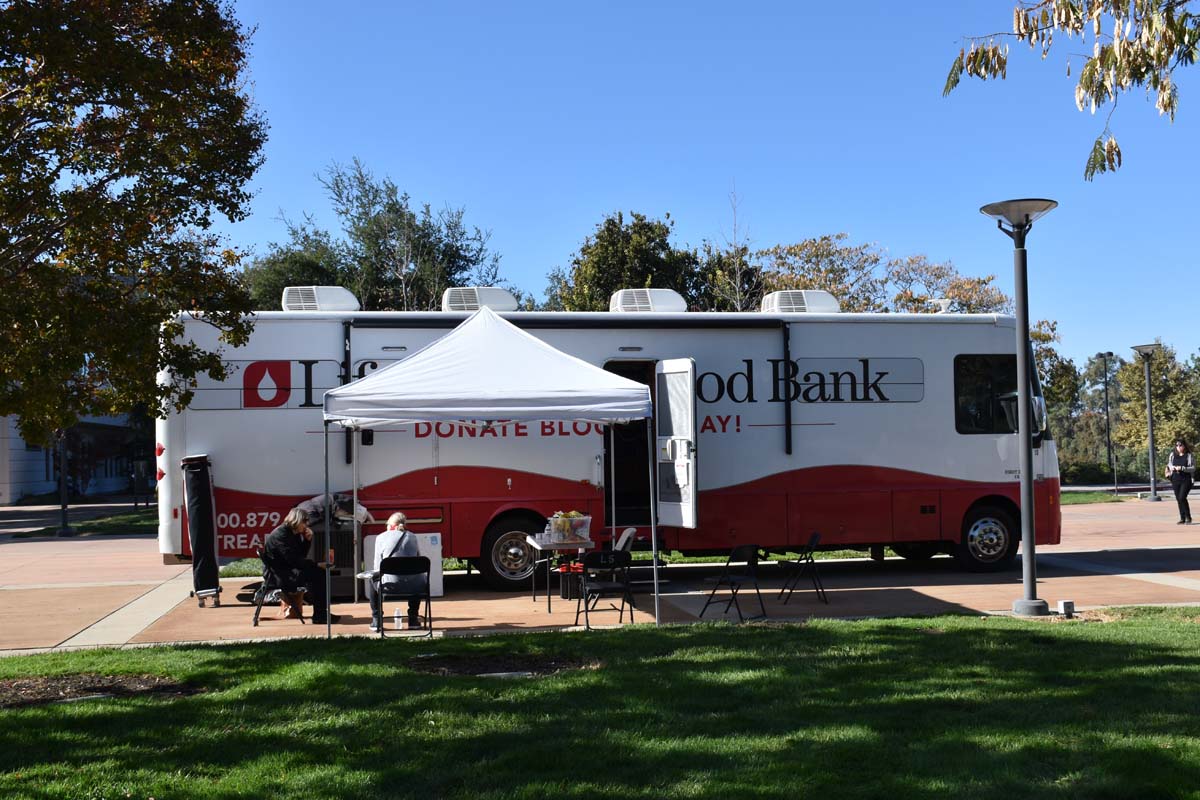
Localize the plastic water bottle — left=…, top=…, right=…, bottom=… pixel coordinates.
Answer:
left=394, top=608, right=404, bottom=630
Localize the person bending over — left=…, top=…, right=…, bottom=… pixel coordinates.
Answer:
left=262, top=508, right=338, bottom=624
left=367, top=512, right=427, bottom=632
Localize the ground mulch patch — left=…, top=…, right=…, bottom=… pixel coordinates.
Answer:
left=0, top=674, right=202, bottom=708
left=408, top=653, right=597, bottom=677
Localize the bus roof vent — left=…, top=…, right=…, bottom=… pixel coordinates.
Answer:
left=609, top=288, right=688, bottom=313
left=441, top=286, right=520, bottom=312
left=760, top=289, right=841, bottom=314
left=281, top=286, right=361, bottom=312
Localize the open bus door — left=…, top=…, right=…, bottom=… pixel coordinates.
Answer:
left=655, top=358, right=697, bottom=528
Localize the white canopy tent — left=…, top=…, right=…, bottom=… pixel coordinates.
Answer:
left=319, top=306, right=662, bottom=636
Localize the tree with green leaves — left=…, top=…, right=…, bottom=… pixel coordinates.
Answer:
left=550, top=217, right=1012, bottom=315
left=754, top=235, right=1011, bottom=315
left=254, top=160, right=504, bottom=312
left=1031, top=320, right=1081, bottom=412
left=0, top=0, right=266, bottom=444
left=888, top=255, right=1011, bottom=313
left=945, top=1, right=1200, bottom=179
left=546, top=211, right=701, bottom=311
left=757, top=234, right=890, bottom=313
left=1114, top=342, right=1200, bottom=458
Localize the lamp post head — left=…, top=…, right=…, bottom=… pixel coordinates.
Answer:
left=1132, top=343, right=1162, bottom=360
left=1095, top=351, right=1114, bottom=361
left=981, top=197, right=1057, bottom=230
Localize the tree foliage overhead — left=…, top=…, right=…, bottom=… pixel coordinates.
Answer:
left=945, top=1, right=1200, bottom=179
left=0, top=0, right=266, bottom=444
left=243, top=159, right=503, bottom=312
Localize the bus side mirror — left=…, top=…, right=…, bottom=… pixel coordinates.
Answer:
left=1032, top=396, right=1048, bottom=433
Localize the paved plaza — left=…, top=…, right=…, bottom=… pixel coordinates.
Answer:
left=2, top=498, right=1199, bottom=655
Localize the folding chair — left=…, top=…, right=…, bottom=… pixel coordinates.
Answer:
left=377, top=555, right=433, bottom=638
left=699, top=544, right=767, bottom=622
left=575, top=550, right=635, bottom=630
left=778, top=532, right=829, bottom=605
left=614, top=527, right=638, bottom=552
left=251, top=546, right=305, bottom=627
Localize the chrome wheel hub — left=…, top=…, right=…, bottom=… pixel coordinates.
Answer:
left=493, top=531, right=535, bottom=579
left=966, top=517, right=1009, bottom=562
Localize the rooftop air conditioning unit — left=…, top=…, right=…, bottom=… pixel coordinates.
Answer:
left=760, top=290, right=841, bottom=314
left=281, top=286, right=361, bottom=312
left=441, top=286, right=520, bottom=312
left=609, top=288, right=688, bottom=313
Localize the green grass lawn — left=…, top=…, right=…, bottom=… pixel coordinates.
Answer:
left=14, top=507, right=157, bottom=538
left=633, top=548, right=888, bottom=563
left=1060, top=491, right=1125, bottom=505
left=4, top=608, right=1200, bottom=799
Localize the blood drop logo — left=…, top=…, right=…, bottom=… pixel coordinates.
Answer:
left=242, top=361, right=292, bottom=408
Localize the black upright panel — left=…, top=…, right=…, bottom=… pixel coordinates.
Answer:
left=181, top=455, right=220, bottom=601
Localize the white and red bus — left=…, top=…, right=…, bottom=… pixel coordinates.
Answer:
left=157, top=286, right=1061, bottom=590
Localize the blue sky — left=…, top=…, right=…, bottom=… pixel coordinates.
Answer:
left=221, top=1, right=1198, bottom=368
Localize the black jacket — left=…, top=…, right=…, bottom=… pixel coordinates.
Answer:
left=262, top=524, right=313, bottom=590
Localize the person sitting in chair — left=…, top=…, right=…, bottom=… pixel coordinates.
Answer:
left=262, top=508, right=338, bottom=624
left=367, top=512, right=426, bottom=632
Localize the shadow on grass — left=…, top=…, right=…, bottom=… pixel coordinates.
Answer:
left=2, top=617, right=1200, bottom=799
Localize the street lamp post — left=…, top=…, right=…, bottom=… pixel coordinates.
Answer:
left=1132, top=343, right=1163, bottom=501
left=981, top=198, right=1057, bottom=618
left=1095, top=351, right=1118, bottom=496
left=55, top=428, right=76, bottom=537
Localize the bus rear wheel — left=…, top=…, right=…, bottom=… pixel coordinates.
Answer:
left=479, top=517, right=544, bottom=591
left=955, top=506, right=1018, bottom=572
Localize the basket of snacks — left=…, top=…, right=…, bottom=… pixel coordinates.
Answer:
left=548, top=511, right=591, bottom=543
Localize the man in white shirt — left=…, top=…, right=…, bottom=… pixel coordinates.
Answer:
left=366, top=512, right=427, bottom=631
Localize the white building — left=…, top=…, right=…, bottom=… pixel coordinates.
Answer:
left=0, top=415, right=147, bottom=505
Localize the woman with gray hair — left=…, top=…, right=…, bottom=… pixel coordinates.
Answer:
left=262, top=507, right=338, bottom=623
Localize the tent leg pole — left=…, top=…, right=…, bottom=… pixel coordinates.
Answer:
left=646, top=423, right=660, bottom=627
left=324, top=421, right=332, bottom=641
left=609, top=426, right=616, bottom=546
left=353, top=430, right=360, bottom=604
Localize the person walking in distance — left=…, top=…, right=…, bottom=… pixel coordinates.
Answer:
left=1165, top=438, right=1195, bottom=524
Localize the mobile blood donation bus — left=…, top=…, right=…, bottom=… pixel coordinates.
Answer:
left=156, top=286, right=1061, bottom=590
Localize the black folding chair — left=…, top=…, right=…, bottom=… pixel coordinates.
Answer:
left=575, top=550, right=635, bottom=630
left=251, top=546, right=305, bottom=627
left=377, top=555, right=433, bottom=638
left=699, top=544, right=767, bottom=622
left=778, top=532, right=829, bottom=605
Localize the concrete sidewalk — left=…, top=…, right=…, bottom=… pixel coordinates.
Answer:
left=2, top=497, right=1199, bottom=655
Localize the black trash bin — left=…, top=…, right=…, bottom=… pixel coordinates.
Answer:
left=181, top=454, right=221, bottom=607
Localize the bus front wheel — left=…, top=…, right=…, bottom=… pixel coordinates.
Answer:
left=479, top=517, right=544, bottom=591
left=955, top=506, right=1018, bottom=572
